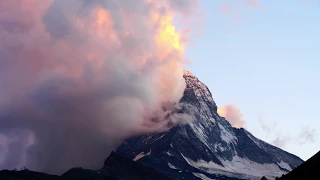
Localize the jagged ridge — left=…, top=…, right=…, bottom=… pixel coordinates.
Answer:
left=117, top=71, right=303, bottom=180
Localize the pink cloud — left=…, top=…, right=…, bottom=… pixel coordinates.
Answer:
left=246, top=0, right=261, bottom=9
left=219, top=3, right=232, bottom=16
left=0, top=0, right=199, bottom=174
left=218, top=104, right=246, bottom=128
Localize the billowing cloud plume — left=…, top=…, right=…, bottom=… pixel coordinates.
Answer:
left=0, top=0, right=198, bottom=175
left=217, top=104, right=246, bottom=128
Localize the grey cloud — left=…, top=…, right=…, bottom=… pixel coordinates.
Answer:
left=169, top=0, right=199, bottom=13
left=259, top=118, right=317, bottom=148
left=259, top=116, right=277, bottom=138
left=299, top=126, right=316, bottom=145
left=42, top=1, right=71, bottom=39
left=271, top=136, right=292, bottom=148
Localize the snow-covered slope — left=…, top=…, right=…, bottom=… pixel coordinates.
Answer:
left=117, top=71, right=303, bottom=180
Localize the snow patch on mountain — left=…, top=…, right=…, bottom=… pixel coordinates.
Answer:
left=218, top=123, right=237, bottom=144
left=214, top=143, right=227, bottom=152
left=116, top=71, right=304, bottom=180
left=188, top=122, right=212, bottom=150
left=168, top=162, right=178, bottom=170
left=277, top=161, right=292, bottom=171
left=133, top=151, right=151, bottom=161
left=182, top=153, right=288, bottom=178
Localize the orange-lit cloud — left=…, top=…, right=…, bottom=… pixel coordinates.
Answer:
left=218, top=104, right=246, bottom=128
left=0, top=0, right=199, bottom=174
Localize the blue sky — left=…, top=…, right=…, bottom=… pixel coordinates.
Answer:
left=185, top=0, right=320, bottom=160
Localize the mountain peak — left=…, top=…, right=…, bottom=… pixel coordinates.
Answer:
left=183, top=70, right=195, bottom=77
left=117, top=72, right=304, bottom=180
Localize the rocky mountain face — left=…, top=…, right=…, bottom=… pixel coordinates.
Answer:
left=0, top=71, right=304, bottom=180
left=116, top=71, right=304, bottom=180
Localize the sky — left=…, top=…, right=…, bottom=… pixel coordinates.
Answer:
left=185, top=0, right=320, bottom=160
left=0, top=0, right=318, bottom=173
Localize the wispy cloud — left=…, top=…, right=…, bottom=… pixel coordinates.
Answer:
left=271, top=136, right=293, bottom=148
left=259, top=115, right=277, bottom=138
left=245, top=0, right=261, bottom=9
left=259, top=116, right=317, bottom=148
left=217, top=0, right=261, bottom=33
left=298, top=126, right=316, bottom=145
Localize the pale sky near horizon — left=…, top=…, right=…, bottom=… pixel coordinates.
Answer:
left=185, top=0, right=320, bottom=160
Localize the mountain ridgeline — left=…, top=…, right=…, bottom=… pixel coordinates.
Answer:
left=116, top=71, right=304, bottom=180
left=0, top=71, right=304, bottom=180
